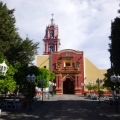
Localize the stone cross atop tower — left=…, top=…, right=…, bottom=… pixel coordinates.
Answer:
left=51, top=13, right=54, bottom=24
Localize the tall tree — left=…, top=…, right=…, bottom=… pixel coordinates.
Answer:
left=0, top=52, right=17, bottom=100
left=36, top=68, right=55, bottom=88
left=103, top=68, right=120, bottom=91
left=103, top=68, right=113, bottom=90
left=19, top=67, right=55, bottom=98
left=109, top=8, right=120, bottom=75
left=0, top=2, right=39, bottom=65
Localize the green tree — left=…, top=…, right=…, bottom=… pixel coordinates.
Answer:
left=36, top=68, right=55, bottom=88
left=109, top=8, right=120, bottom=75
left=20, top=67, right=55, bottom=98
left=0, top=79, right=16, bottom=94
left=86, top=83, right=103, bottom=95
left=15, top=66, right=56, bottom=98
left=8, top=64, right=39, bottom=98
left=0, top=2, right=39, bottom=65
left=86, top=84, right=93, bottom=91
left=92, top=84, right=98, bottom=93
left=0, top=52, right=17, bottom=100
left=103, top=68, right=113, bottom=90
left=50, top=72, right=56, bottom=81
left=6, top=37, right=39, bottom=65
left=103, top=68, right=120, bottom=92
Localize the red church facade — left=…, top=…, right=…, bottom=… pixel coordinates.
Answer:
left=42, top=16, right=85, bottom=95
left=52, top=49, right=84, bottom=95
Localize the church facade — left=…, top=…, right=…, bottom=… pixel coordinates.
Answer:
left=36, top=17, right=107, bottom=95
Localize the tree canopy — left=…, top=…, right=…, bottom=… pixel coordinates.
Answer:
left=103, top=68, right=120, bottom=91
left=0, top=2, right=39, bottom=65
left=0, top=2, right=56, bottom=99
left=0, top=52, right=17, bottom=95
left=109, top=8, right=120, bottom=75
left=36, top=68, right=55, bottom=88
left=0, top=53, right=55, bottom=98
left=103, top=69, right=113, bottom=90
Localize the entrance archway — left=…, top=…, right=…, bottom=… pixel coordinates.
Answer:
left=63, top=78, right=74, bottom=94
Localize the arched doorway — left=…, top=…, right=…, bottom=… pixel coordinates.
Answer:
left=63, top=78, right=74, bottom=94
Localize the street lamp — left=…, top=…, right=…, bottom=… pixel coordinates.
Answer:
left=26, top=74, right=36, bottom=110
left=96, top=78, right=102, bottom=105
left=110, top=74, right=120, bottom=113
left=0, top=61, right=8, bottom=116
left=40, top=79, right=46, bottom=103
left=0, top=61, right=8, bottom=76
left=89, top=81, right=94, bottom=99
left=81, top=83, right=87, bottom=97
left=48, top=81, right=51, bottom=100
left=52, top=82, right=56, bottom=97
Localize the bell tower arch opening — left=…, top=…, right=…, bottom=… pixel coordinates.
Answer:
left=63, top=77, right=74, bottom=94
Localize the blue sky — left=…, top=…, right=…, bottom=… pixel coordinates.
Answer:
left=2, top=0, right=120, bottom=69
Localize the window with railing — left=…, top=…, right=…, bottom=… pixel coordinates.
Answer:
left=75, top=62, right=80, bottom=68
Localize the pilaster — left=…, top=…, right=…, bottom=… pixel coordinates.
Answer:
left=75, top=75, right=77, bottom=89
left=55, top=74, right=62, bottom=95
left=74, top=74, right=82, bottom=95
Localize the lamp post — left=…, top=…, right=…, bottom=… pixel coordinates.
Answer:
left=0, top=61, right=8, bottom=116
left=52, top=82, right=56, bottom=97
left=26, top=74, right=36, bottom=110
left=81, top=83, right=87, bottom=97
left=89, top=81, right=94, bottom=99
left=96, top=78, right=102, bottom=105
left=48, top=81, right=51, bottom=100
left=40, top=79, right=46, bottom=103
left=110, top=74, right=120, bottom=113
left=0, top=61, right=8, bottom=76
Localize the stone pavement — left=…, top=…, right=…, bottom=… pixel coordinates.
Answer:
left=0, top=94, right=120, bottom=120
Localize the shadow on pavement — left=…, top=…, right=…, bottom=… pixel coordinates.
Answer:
left=0, top=96, right=120, bottom=120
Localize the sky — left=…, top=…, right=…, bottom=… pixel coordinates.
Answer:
left=2, top=0, right=120, bottom=69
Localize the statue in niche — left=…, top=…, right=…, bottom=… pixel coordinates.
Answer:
left=50, top=46, right=53, bottom=52
left=50, top=32, right=53, bottom=37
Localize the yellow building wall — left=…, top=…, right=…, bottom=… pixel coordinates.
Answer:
left=84, top=57, right=107, bottom=91
left=36, top=55, right=52, bottom=71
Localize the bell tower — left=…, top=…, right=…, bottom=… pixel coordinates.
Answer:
left=43, top=14, right=61, bottom=55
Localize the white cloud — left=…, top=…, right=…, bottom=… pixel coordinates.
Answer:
left=2, top=0, right=120, bottom=69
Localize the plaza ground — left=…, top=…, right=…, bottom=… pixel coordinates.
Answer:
left=0, top=94, right=120, bottom=120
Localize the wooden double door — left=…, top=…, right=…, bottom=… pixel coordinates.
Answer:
left=63, top=78, right=74, bottom=94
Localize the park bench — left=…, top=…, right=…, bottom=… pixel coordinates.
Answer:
left=0, top=101, right=23, bottom=109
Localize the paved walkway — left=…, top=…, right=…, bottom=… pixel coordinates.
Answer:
left=0, top=95, right=120, bottom=120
